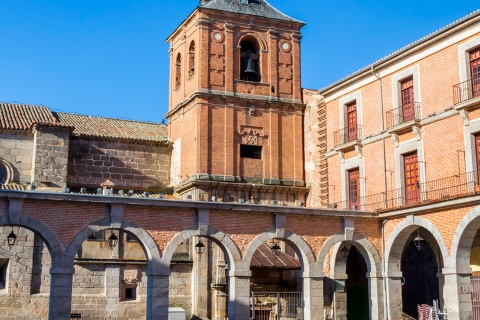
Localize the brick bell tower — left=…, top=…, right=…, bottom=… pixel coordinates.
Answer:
left=166, top=0, right=308, bottom=205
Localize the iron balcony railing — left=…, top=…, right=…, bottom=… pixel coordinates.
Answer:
left=333, top=125, right=362, bottom=147
left=453, top=78, right=480, bottom=105
left=386, top=102, right=421, bottom=129
left=329, top=171, right=478, bottom=212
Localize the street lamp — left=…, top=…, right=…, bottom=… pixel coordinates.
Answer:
left=341, top=245, right=349, bottom=260
left=7, top=227, right=16, bottom=248
left=195, top=238, right=205, bottom=255
left=108, top=231, right=118, bottom=249
left=271, top=240, right=281, bottom=256
left=413, top=228, right=424, bottom=252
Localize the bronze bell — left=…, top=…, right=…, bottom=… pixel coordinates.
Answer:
left=243, top=58, right=257, bottom=75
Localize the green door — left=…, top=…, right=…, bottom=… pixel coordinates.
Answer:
left=347, top=286, right=369, bottom=320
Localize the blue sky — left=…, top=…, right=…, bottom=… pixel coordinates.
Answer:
left=0, top=0, right=478, bottom=122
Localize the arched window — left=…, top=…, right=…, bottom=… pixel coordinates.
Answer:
left=175, top=53, right=182, bottom=89
left=188, top=41, right=196, bottom=76
left=240, top=38, right=260, bottom=82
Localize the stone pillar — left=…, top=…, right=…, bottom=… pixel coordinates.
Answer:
left=333, top=273, right=348, bottom=320
left=192, top=236, right=209, bottom=318
left=31, top=124, right=72, bottom=191
left=227, top=270, right=251, bottom=320
left=385, top=272, right=403, bottom=320
left=146, top=259, right=170, bottom=320
left=443, top=268, right=473, bottom=320
left=367, top=273, right=384, bottom=320
left=303, top=273, right=324, bottom=320
left=49, top=266, right=74, bottom=320
left=105, top=264, right=120, bottom=313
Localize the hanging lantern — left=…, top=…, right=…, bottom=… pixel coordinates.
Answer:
left=271, top=240, right=281, bottom=256
left=195, top=239, right=205, bottom=255
left=7, top=228, right=16, bottom=248
left=413, top=228, right=424, bottom=252
left=341, top=245, right=349, bottom=260
left=108, top=231, right=118, bottom=249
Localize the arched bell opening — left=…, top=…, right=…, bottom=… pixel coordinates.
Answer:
left=240, top=37, right=261, bottom=82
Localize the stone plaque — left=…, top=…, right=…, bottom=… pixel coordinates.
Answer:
left=124, top=269, right=139, bottom=284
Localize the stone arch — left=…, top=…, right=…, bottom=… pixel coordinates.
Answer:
left=384, top=215, right=448, bottom=273
left=0, top=158, right=14, bottom=185
left=163, top=225, right=241, bottom=271
left=384, top=215, right=448, bottom=320
left=235, top=31, right=268, bottom=52
left=318, top=234, right=382, bottom=276
left=450, top=206, right=480, bottom=270
left=64, top=217, right=161, bottom=261
left=318, top=234, right=383, bottom=320
left=0, top=213, right=63, bottom=263
left=243, top=229, right=316, bottom=273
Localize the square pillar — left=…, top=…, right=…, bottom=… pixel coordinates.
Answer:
left=303, top=275, right=324, bottom=320
left=227, top=270, right=251, bottom=320
left=49, top=267, right=74, bottom=320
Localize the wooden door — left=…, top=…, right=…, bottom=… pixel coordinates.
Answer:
left=348, top=169, right=360, bottom=210
left=404, top=152, right=420, bottom=205
left=401, top=78, right=415, bottom=122
left=471, top=49, right=480, bottom=98
left=347, top=102, right=357, bottom=142
left=475, top=133, right=480, bottom=184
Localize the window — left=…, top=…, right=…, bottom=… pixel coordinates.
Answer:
left=403, top=152, right=420, bottom=205
left=240, top=39, right=260, bottom=82
left=175, top=53, right=182, bottom=89
left=0, top=259, right=8, bottom=291
left=401, top=77, right=415, bottom=122
left=188, top=41, right=195, bottom=76
left=346, top=101, right=358, bottom=142
left=240, top=145, right=262, bottom=159
left=124, top=287, right=136, bottom=300
left=87, top=230, right=104, bottom=241
left=475, top=132, right=480, bottom=184
left=348, top=168, right=360, bottom=210
left=470, top=48, right=480, bottom=98
left=126, top=233, right=138, bottom=243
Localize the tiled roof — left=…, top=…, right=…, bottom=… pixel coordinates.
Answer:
left=0, top=103, right=58, bottom=130
left=251, top=243, right=301, bottom=269
left=53, top=112, right=168, bottom=143
left=199, top=0, right=304, bottom=24
left=319, top=9, right=480, bottom=93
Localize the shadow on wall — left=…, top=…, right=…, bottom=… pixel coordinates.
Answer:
left=67, top=140, right=170, bottom=192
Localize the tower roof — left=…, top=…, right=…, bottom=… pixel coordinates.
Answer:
left=199, top=0, right=304, bottom=24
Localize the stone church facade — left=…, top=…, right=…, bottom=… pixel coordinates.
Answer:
left=2, top=1, right=480, bottom=320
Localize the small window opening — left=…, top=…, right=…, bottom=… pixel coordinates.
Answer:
left=240, top=145, right=262, bottom=159
left=88, top=230, right=105, bottom=241
left=126, top=233, right=138, bottom=243
left=188, top=41, right=195, bottom=76
left=125, top=287, right=136, bottom=300
left=0, top=260, right=7, bottom=290
left=271, top=86, right=276, bottom=93
left=240, top=39, right=260, bottom=82
left=175, top=53, right=182, bottom=89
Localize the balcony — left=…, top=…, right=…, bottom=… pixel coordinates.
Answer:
left=453, top=79, right=480, bottom=109
left=333, top=125, right=362, bottom=148
left=386, top=102, right=421, bottom=130
left=329, top=171, right=479, bottom=212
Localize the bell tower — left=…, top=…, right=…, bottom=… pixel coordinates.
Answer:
left=166, top=0, right=308, bottom=205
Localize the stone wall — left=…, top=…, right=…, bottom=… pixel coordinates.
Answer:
left=31, top=125, right=71, bottom=190
left=169, top=262, right=193, bottom=319
left=67, top=138, right=170, bottom=191
left=0, top=131, right=33, bottom=184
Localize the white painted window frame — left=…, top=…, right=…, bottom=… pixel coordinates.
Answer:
left=458, top=36, right=480, bottom=83
left=464, top=118, right=480, bottom=177
left=339, top=91, right=363, bottom=132
left=394, top=139, right=426, bottom=203
left=391, top=65, right=421, bottom=126
left=341, top=157, right=365, bottom=209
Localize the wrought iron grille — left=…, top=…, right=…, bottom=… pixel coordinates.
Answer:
left=251, top=292, right=303, bottom=320
left=333, top=125, right=362, bottom=147
left=453, top=78, right=480, bottom=105
left=386, top=102, right=421, bottom=129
